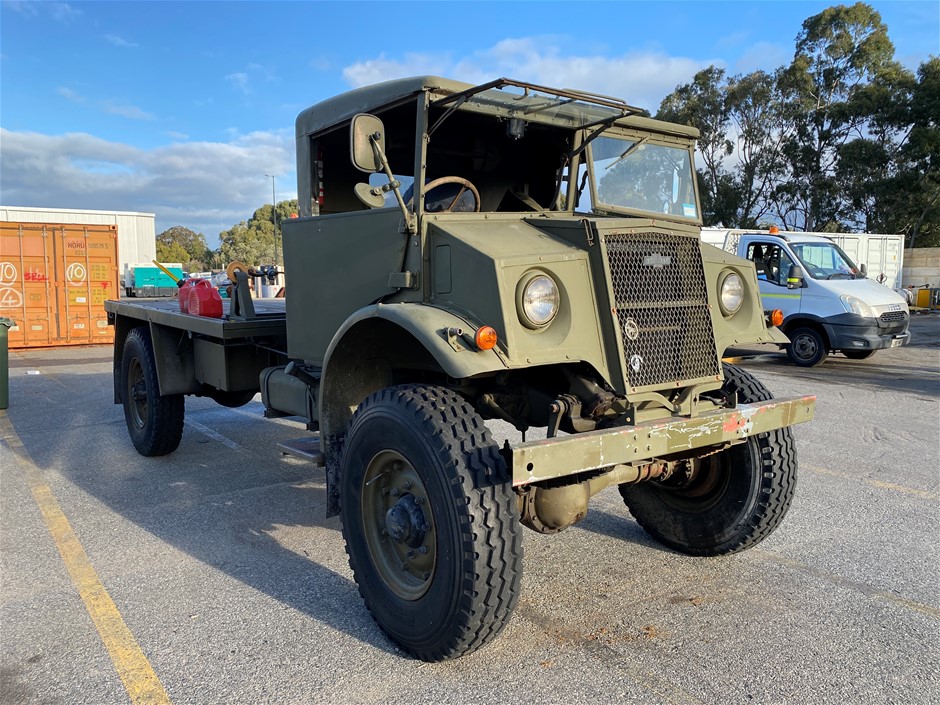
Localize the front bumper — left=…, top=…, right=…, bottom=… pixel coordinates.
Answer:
left=511, top=395, right=816, bottom=486
left=824, top=319, right=910, bottom=351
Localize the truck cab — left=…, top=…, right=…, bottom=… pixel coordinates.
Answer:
left=737, top=232, right=910, bottom=366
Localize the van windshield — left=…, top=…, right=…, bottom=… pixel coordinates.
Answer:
left=791, top=242, right=861, bottom=280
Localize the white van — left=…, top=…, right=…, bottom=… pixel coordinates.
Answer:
left=706, top=230, right=910, bottom=366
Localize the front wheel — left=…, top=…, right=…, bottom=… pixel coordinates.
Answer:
left=620, top=364, right=797, bottom=556
left=786, top=327, right=828, bottom=367
left=340, top=385, right=522, bottom=661
left=121, top=327, right=184, bottom=456
left=843, top=349, right=876, bottom=360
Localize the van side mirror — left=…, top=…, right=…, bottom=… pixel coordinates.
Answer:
left=859, top=263, right=867, bottom=276
left=350, top=113, right=385, bottom=173
left=787, top=265, right=805, bottom=289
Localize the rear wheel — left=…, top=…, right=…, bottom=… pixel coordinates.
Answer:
left=786, top=327, right=827, bottom=367
left=340, top=384, right=522, bottom=661
left=121, top=327, right=184, bottom=456
left=843, top=349, right=876, bottom=360
left=620, top=364, right=797, bottom=556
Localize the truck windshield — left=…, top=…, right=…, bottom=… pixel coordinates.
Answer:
left=791, top=242, right=861, bottom=280
left=588, top=135, right=698, bottom=220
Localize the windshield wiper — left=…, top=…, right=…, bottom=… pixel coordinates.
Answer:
left=605, top=135, right=650, bottom=170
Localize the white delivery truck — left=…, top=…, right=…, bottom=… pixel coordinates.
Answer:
left=702, top=228, right=910, bottom=366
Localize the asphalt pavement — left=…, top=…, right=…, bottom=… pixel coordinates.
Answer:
left=2, top=314, right=938, bottom=705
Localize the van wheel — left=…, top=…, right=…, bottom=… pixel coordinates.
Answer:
left=843, top=350, right=876, bottom=360
left=121, top=327, right=184, bottom=456
left=340, top=385, right=522, bottom=661
left=620, top=364, right=797, bottom=556
left=786, top=327, right=827, bottom=367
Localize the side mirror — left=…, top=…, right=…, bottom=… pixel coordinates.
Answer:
left=859, top=263, right=868, bottom=276
left=786, top=265, right=805, bottom=289
left=350, top=113, right=385, bottom=173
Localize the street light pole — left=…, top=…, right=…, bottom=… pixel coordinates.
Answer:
left=265, top=174, right=280, bottom=266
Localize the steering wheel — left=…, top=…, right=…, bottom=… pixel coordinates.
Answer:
left=408, top=176, right=481, bottom=213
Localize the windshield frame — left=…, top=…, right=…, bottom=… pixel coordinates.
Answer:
left=584, top=127, right=702, bottom=223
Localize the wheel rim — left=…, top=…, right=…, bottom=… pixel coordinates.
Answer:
left=792, top=333, right=818, bottom=362
left=653, top=456, right=731, bottom=511
left=126, top=357, right=148, bottom=429
left=360, top=450, right=436, bottom=600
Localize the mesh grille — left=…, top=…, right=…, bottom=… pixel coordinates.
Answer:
left=880, top=311, right=906, bottom=323
left=603, top=231, right=720, bottom=388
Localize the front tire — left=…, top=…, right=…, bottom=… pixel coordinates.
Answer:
left=121, top=327, right=184, bottom=456
left=786, top=327, right=827, bottom=366
left=620, top=364, right=797, bottom=556
left=340, top=385, right=522, bottom=661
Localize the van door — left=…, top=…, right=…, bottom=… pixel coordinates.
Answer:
left=744, top=241, right=801, bottom=317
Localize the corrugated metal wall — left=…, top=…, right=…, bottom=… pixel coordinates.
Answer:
left=0, top=206, right=155, bottom=277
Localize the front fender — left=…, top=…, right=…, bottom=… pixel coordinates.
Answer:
left=324, top=302, right=508, bottom=382
left=317, top=303, right=508, bottom=517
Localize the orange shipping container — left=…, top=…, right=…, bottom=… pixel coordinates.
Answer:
left=0, top=221, right=120, bottom=349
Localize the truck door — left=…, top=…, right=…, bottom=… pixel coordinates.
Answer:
left=744, top=241, right=801, bottom=317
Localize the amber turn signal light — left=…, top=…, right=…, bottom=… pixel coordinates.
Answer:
left=475, top=326, right=498, bottom=350
left=767, top=309, right=784, bottom=327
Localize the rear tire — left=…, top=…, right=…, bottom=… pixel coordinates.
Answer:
left=620, top=364, right=797, bottom=556
left=121, top=327, right=184, bottom=456
left=340, top=384, right=522, bottom=661
left=786, top=327, right=827, bottom=367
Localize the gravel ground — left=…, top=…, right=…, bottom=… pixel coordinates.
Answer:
left=2, top=313, right=937, bottom=705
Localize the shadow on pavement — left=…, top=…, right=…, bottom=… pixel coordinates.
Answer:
left=4, top=365, right=395, bottom=656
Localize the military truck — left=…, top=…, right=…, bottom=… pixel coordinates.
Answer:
left=104, top=77, right=815, bottom=662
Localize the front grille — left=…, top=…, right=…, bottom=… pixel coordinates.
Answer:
left=603, top=231, right=720, bottom=389
left=880, top=311, right=906, bottom=323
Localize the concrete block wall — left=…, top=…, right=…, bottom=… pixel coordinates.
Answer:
left=902, top=247, right=940, bottom=288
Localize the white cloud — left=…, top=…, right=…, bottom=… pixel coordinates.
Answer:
left=733, top=41, right=790, bottom=75
left=57, top=86, right=86, bottom=103
left=48, top=2, right=80, bottom=21
left=342, top=37, right=722, bottom=113
left=0, top=127, right=294, bottom=241
left=226, top=72, right=250, bottom=95
left=105, top=34, right=138, bottom=48
left=10, top=1, right=81, bottom=21
left=102, top=101, right=155, bottom=120
left=166, top=131, right=190, bottom=141
left=5, top=1, right=39, bottom=17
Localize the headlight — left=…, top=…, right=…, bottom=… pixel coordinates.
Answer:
left=840, top=294, right=874, bottom=318
left=518, top=274, right=559, bottom=328
left=719, top=271, right=744, bottom=316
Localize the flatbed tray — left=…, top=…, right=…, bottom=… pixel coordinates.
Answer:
left=104, top=297, right=287, bottom=340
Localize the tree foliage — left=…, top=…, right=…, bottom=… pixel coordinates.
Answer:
left=214, top=199, right=298, bottom=268
left=655, top=2, right=939, bottom=246
left=156, top=226, right=211, bottom=271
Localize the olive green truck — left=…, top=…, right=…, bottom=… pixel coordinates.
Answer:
left=104, top=77, right=816, bottom=662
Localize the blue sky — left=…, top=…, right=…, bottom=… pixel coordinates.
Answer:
left=1, top=0, right=937, bottom=244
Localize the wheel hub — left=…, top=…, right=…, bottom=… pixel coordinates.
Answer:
left=385, top=494, right=427, bottom=548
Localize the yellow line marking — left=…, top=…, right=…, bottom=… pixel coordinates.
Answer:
left=0, top=414, right=172, bottom=705
left=807, top=464, right=940, bottom=501
left=753, top=550, right=940, bottom=621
